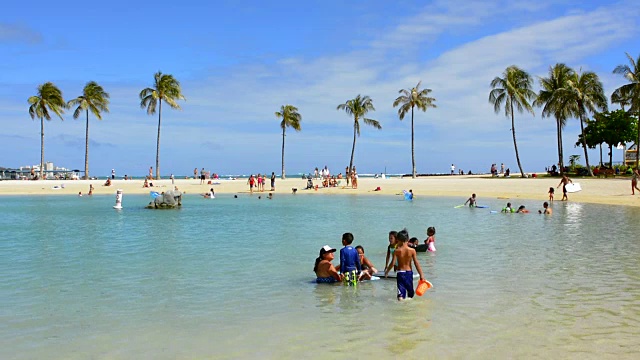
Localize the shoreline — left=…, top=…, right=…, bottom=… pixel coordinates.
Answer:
left=0, top=176, right=638, bottom=207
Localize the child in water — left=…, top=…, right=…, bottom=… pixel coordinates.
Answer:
left=385, top=229, right=426, bottom=300
left=548, top=187, right=555, bottom=202
left=425, top=227, right=436, bottom=252
left=339, top=232, right=361, bottom=284
left=385, top=231, right=398, bottom=272
left=464, top=193, right=477, bottom=207
left=408, top=237, right=419, bottom=249
left=501, top=202, right=514, bottom=213
left=355, top=245, right=378, bottom=281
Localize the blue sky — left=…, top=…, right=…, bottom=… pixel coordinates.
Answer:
left=0, top=0, right=638, bottom=177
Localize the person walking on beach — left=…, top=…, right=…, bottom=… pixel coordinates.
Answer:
left=193, top=168, right=198, bottom=180
left=384, top=229, right=426, bottom=300
left=270, top=172, right=276, bottom=191
left=557, top=175, right=572, bottom=201
left=500, top=163, right=505, bottom=175
left=451, top=164, right=455, bottom=175
left=111, top=169, right=115, bottom=180
left=200, top=168, right=206, bottom=184
left=631, top=168, right=640, bottom=195
left=170, top=173, right=175, bottom=185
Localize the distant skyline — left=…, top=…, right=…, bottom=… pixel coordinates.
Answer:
left=1, top=0, right=638, bottom=176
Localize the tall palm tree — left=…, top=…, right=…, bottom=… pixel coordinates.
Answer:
left=489, top=65, right=537, bottom=178
left=393, top=81, right=437, bottom=178
left=139, top=71, right=185, bottom=180
left=560, top=70, right=608, bottom=176
left=613, top=52, right=640, bottom=167
left=28, top=82, right=66, bottom=180
left=534, top=64, right=575, bottom=175
left=337, top=95, right=381, bottom=175
left=275, top=105, right=302, bottom=179
left=68, top=81, right=110, bottom=179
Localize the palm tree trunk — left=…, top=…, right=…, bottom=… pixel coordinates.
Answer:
left=281, top=127, right=286, bottom=179
left=636, top=112, right=640, bottom=168
left=40, top=116, right=44, bottom=180
left=84, top=110, right=90, bottom=180
left=578, top=112, right=594, bottom=176
left=155, top=100, right=162, bottom=180
left=608, top=144, right=613, bottom=168
left=557, top=118, right=564, bottom=174
left=510, top=101, right=525, bottom=178
left=349, top=118, right=357, bottom=174
left=599, top=144, right=603, bottom=167
left=411, top=106, right=416, bottom=179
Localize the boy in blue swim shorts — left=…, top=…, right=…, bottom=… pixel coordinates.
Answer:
left=339, top=232, right=361, bottom=284
left=384, top=229, right=426, bottom=300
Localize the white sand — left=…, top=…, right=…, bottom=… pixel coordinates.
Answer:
left=1, top=175, right=638, bottom=207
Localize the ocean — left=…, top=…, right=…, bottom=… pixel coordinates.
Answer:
left=1, top=194, right=639, bottom=359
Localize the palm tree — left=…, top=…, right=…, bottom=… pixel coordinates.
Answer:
left=534, top=64, right=575, bottom=175
left=139, top=71, right=185, bottom=180
left=68, top=81, right=110, bottom=179
left=337, top=95, right=382, bottom=175
left=613, top=52, right=640, bottom=167
left=489, top=65, right=537, bottom=178
left=393, top=81, right=437, bottom=178
left=28, top=82, right=66, bottom=180
left=569, top=154, right=581, bottom=172
left=275, top=105, right=302, bottom=179
left=560, top=70, right=608, bottom=176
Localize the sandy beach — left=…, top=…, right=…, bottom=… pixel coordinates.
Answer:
left=1, top=175, right=638, bottom=207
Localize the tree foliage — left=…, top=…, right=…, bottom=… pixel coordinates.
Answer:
left=576, top=110, right=637, bottom=167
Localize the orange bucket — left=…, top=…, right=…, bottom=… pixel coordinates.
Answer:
left=416, top=279, right=432, bottom=296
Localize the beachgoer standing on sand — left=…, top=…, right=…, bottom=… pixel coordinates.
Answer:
left=451, top=164, right=455, bottom=175
left=500, top=163, right=505, bottom=175
left=385, top=229, right=426, bottom=300
left=557, top=175, right=572, bottom=201
left=270, top=172, right=276, bottom=191
left=548, top=187, right=554, bottom=202
left=111, top=169, right=115, bottom=180
left=248, top=174, right=255, bottom=194
left=345, top=166, right=350, bottom=186
left=200, top=168, right=206, bottom=184
left=631, top=168, right=640, bottom=195
left=194, top=168, right=198, bottom=179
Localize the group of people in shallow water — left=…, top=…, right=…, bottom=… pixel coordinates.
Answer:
left=313, top=228, right=436, bottom=300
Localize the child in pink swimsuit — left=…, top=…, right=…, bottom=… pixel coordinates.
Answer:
left=425, top=227, right=436, bottom=252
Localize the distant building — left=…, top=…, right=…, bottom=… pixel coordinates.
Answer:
left=626, top=145, right=638, bottom=166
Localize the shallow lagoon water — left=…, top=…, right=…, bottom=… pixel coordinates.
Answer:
left=1, top=193, right=639, bottom=359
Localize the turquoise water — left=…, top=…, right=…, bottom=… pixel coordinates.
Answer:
left=1, top=194, right=639, bottom=359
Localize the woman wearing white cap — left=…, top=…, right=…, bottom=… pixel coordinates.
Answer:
left=314, top=245, right=342, bottom=283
